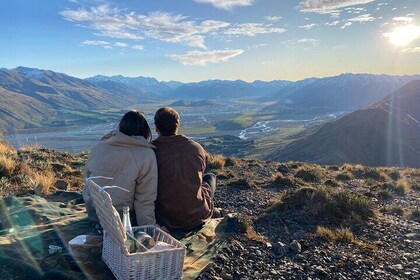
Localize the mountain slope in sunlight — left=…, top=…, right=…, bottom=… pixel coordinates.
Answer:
left=268, top=80, right=420, bottom=167
left=0, top=67, right=145, bottom=131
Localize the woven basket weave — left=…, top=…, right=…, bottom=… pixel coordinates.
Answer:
left=87, top=180, right=186, bottom=280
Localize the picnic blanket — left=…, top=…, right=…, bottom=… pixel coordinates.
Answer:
left=0, top=191, right=235, bottom=280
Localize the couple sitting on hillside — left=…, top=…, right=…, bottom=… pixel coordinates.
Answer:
left=82, top=107, right=216, bottom=234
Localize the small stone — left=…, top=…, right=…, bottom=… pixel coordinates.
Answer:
left=315, top=266, right=328, bottom=276
left=277, top=164, right=290, bottom=174
left=220, top=271, right=233, bottom=280
left=291, top=230, right=305, bottom=240
left=294, top=254, right=305, bottom=262
left=54, top=180, right=69, bottom=191
left=273, top=241, right=287, bottom=256
left=256, top=250, right=262, bottom=256
left=289, top=240, right=302, bottom=255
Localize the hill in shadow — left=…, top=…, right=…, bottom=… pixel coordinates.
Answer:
left=268, top=80, right=420, bottom=167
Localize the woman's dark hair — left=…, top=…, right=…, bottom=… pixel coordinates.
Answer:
left=118, top=110, right=152, bottom=142
left=154, top=107, right=180, bottom=136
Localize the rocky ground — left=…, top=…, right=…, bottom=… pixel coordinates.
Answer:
left=1, top=143, right=419, bottom=279
left=199, top=156, right=420, bottom=280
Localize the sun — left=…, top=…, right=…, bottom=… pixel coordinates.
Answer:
left=383, top=24, right=420, bottom=47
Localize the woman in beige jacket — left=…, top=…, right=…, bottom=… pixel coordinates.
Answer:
left=83, top=110, right=158, bottom=227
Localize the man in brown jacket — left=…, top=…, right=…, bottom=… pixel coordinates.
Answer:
left=152, top=107, right=216, bottom=232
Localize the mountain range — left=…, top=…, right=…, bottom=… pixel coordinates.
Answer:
left=268, top=80, right=420, bottom=167
left=0, top=67, right=144, bottom=130
left=1, top=66, right=419, bottom=168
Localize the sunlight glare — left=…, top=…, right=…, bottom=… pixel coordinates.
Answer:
left=383, top=24, right=420, bottom=47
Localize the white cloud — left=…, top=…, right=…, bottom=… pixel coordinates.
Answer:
left=347, top=13, right=375, bottom=22
left=341, top=22, right=353, bottom=29
left=132, top=45, right=144, bottom=50
left=299, top=0, right=375, bottom=13
left=81, top=40, right=109, bottom=46
left=400, top=47, right=420, bottom=53
left=282, top=38, right=319, bottom=46
left=265, top=16, right=283, bottom=22
left=393, top=16, right=414, bottom=24
left=194, top=0, right=254, bottom=10
left=169, top=49, right=244, bottom=66
left=115, top=42, right=128, bottom=47
left=299, top=23, right=317, bottom=30
left=60, top=5, right=230, bottom=49
left=248, top=43, right=268, bottom=49
left=325, top=20, right=341, bottom=26
left=224, top=23, right=286, bottom=36
left=329, top=12, right=341, bottom=18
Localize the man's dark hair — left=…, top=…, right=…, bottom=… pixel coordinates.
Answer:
left=119, top=110, right=152, bottom=142
left=154, top=107, right=180, bottom=136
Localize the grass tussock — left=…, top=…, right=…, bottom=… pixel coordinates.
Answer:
left=336, top=171, right=353, bottom=181
left=0, top=155, right=17, bottom=176
left=396, top=179, right=410, bottom=194
left=274, top=172, right=296, bottom=187
left=0, top=141, right=17, bottom=156
left=315, top=226, right=377, bottom=252
left=294, top=165, right=324, bottom=183
left=206, top=153, right=226, bottom=170
left=228, top=178, right=259, bottom=189
left=316, top=226, right=355, bottom=243
left=388, top=169, right=401, bottom=181
left=376, top=189, right=394, bottom=200
left=224, top=157, right=238, bottom=167
left=273, top=186, right=375, bottom=225
left=341, top=164, right=389, bottom=182
left=381, top=179, right=410, bottom=196
left=237, top=215, right=266, bottom=244
left=380, top=206, right=404, bottom=216
left=28, top=169, right=55, bottom=196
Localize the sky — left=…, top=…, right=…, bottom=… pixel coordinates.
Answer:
left=0, top=0, right=419, bottom=82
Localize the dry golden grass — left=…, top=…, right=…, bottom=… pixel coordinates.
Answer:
left=316, top=226, right=355, bottom=243
left=224, top=157, right=238, bottom=167
left=28, top=169, right=55, bottom=196
left=206, top=153, right=226, bottom=170
left=294, top=165, right=325, bottom=182
left=316, top=226, right=377, bottom=252
left=380, top=206, right=404, bottom=216
left=272, top=186, right=375, bottom=225
left=395, top=179, right=410, bottom=195
left=0, top=154, right=17, bottom=176
left=237, top=215, right=266, bottom=244
left=19, top=144, right=41, bottom=152
left=274, top=172, right=296, bottom=187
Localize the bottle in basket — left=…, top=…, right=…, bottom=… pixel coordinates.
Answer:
left=122, top=206, right=135, bottom=253
left=133, top=229, right=155, bottom=252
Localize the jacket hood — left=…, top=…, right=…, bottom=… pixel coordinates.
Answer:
left=105, top=130, right=155, bottom=148
left=152, top=134, right=189, bottom=144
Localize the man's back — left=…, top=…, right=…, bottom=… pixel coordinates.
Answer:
left=152, top=134, right=212, bottom=231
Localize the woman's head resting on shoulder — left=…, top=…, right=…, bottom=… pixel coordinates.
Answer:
left=119, top=110, right=152, bottom=142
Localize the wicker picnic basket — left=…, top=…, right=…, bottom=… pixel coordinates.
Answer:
left=87, top=179, right=186, bottom=280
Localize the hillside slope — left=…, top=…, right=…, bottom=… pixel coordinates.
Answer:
left=268, top=80, right=420, bottom=167
left=0, top=67, right=143, bottom=131
left=266, top=74, right=420, bottom=112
